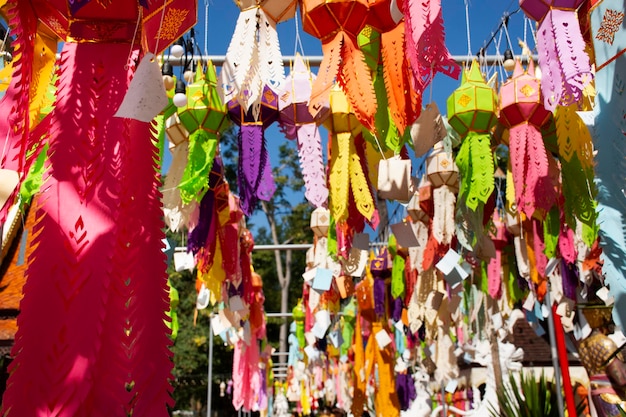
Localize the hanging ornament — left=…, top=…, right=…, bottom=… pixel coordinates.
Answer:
left=520, top=0, right=593, bottom=111
left=366, top=0, right=421, bottom=137
left=0, top=0, right=57, bottom=223
left=220, top=0, right=295, bottom=115
left=228, top=85, right=279, bottom=215
left=325, top=85, right=376, bottom=223
left=278, top=53, right=329, bottom=208
left=554, top=104, right=597, bottom=242
left=499, top=59, right=555, bottom=219
left=447, top=60, right=497, bottom=211
left=177, top=61, right=231, bottom=204
left=1, top=1, right=196, bottom=416
left=427, top=141, right=458, bottom=245
left=399, top=0, right=460, bottom=87
left=301, top=0, right=377, bottom=131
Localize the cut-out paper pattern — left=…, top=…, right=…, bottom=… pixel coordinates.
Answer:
left=278, top=53, right=329, bottom=208
left=499, top=59, right=555, bottom=219
left=520, top=0, right=593, bottom=111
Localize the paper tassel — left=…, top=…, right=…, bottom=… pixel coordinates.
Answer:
left=536, top=9, right=593, bottom=111
left=237, top=125, right=275, bottom=215
left=349, top=134, right=375, bottom=221
left=457, top=132, right=495, bottom=211
left=329, top=132, right=352, bottom=222
left=162, top=141, right=189, bottom=232
left=296, top=124, right=328, bottom=207
left=487, top=210, right=505, bottom=299
left=381, top=21, right=421, bottom=136
left=2, top=43, right=173, bottom=417
left=555, top=105, right=597, bottom=232
left=403, top=0, right=460, bottom=86
left=432, top=185, right=456, bottom=245
left=337, top=35, right=378, bottom=132
left=178, top=130, right=218, bottom=204
left=309, top=35, right=343, bottom=119
left=508, top=123, right=555, bottom=218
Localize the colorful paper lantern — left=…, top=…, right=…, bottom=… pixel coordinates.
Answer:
left=0, top=1, right=196, bottom=416
left=228, top=85, right=279, bottom=215
left=499, top=59, right=555, bottom=219
left=426, top=141, right=459, bottom=189
left=520, top=0, right=593, bottom=110
left=301, top=0, right=377, bottom=131
left=220, top=0, right=295, bottom=114
left=310, top=207, right=331, bottom=238
left=325, top=85, right=376, bottom=222
left=447, top=60, right=497, bottom=211
left=278, top=53, right=329, bottom=208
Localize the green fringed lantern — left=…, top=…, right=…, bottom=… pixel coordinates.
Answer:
left=175, top=61, right=231, bottom=204
left=447, top=60, right=497, bottom=211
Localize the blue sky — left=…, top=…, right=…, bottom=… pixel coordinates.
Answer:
left=185, top=1, right=531, bottom=233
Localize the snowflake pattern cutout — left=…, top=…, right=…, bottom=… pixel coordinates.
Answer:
left=596, top=9, right=624, bottom=46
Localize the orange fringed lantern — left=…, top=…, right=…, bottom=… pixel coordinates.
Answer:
left=301, top=0, right=377, bottom=131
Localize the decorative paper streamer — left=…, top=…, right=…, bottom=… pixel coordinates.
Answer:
left=402, top=0, right=460, bottom=86
left=228, top=86, right=279, bottom=215
left=326, top=86, right=376, bottom=222
left=219, top=2, right=293, bottom=115
left=2, top=42, right=173, bottom=417
left=554, top=105, right=597, bottom=236
left=521, top=0, right=593, bottom=111
left=278, top=53, right=329, bottom=208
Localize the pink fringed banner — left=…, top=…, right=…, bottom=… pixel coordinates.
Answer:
left=1, top=42, right=173, bottom=417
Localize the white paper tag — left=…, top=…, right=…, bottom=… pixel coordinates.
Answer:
left=303, top=267, right=317, bottom=282
left=314, top=310, right=331, bottom=334
left=211, top=314, right=228, bottom=336
left=304, top=345, right=317, bottom=360
left=436, top=249, right=461, bottom=275
left=196, top=284, right=210, bottom=310
left=445, top=379, right=458, bottom=393
left=309, top=288, right=321, bottom=310
left=305, top=332, right=316, bottom=346
left=311, top=323, right=327, bottom=340
left=596, top=286, right=610, bottom=302
left=174, top=250, right=195, bottom=272
left=375, top=329, right=392, bottom=349
left=523, top=291, right=536, bottom=311
left=115, top=53, right=169, bottom=122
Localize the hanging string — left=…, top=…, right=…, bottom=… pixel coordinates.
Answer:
left=293, top=10, right=306, bottom=58
left=464, top=0, right=473, bottom=65
left=428, top=65, right=434, bottom=104
left=494, top=30, right=506, bottom=84
left=502, top=18, right=515, bottom=53
left=204, top=0, right=209, bottom=56
left=124, top=10, right=143, bottom=70
left=153, top=0, right=169, bottom=55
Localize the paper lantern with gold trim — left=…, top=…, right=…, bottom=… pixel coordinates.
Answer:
left=499, top=59, right=555, bottom=218
left=447, top=60, right=497, bottom=211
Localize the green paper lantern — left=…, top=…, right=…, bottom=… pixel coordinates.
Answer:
left=447, top=60, right=498, bottom=138
left=177, top=61, right=230, bottom=135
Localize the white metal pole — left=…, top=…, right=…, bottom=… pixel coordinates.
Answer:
left=207, top=314, right=214, bottom=417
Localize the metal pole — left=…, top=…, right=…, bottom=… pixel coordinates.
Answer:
left=207, top=314, right=214, bottom=417
left=545, top=284, right=565, bottom=417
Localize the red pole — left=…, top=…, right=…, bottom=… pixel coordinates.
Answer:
left=553, top=305, right=577, bottom=416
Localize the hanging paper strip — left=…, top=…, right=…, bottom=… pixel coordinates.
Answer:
left=278, top=53, right=329, bottom=208
left=554, top=105, right=597, bottom=237
left=2, top=43, right=173, bottom=417
left=520, top=0, right=593, bottom=111
left=326, top=86, right=376, bottom=222
left=228, top=86, right=279, bottom=215
left=0, top=1, right=40, bottom=223
left=589, top=0, right=626, bottom=328
left=401, top=0, right=460, bottom=86
left=220, top=1, right=294, bottom=115
left=302, top=0, right=377, bottom=131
